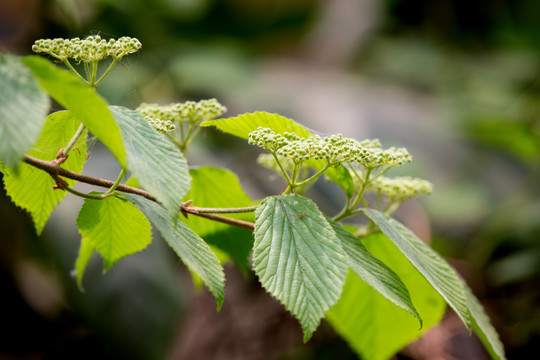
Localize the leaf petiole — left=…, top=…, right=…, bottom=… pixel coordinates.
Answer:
left=62, top=123, right=86, bottom=159
left=105, top=168, right=126, bottom=194
left=64, top=186, right=116, bottom=200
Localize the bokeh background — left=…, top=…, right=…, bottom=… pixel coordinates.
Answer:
left=1, top=0, right=539, bottom=359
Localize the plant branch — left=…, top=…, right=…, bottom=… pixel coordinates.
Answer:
left=182, top=212, right=255, bottom=231
left=184, top=204, right=258, bottom=214
left=22, top=154, right=256, bottom=230
left=23, top=154, right=156, bottom=201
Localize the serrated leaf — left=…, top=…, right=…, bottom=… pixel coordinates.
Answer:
left=253, top=194, right=348, bottom=342
left=0, top=54, right=49, bottom=167
left=75, top=236, right=95, bottom=291
left=3, top=111, right=87, bottom=233
left=22, top=56, right=126, bottom=167
left=362, top=208, right=471, bottom=331
left=183, top=166, right=254, bottom=273
left=201, top=111, right=312, bottom=140
left=327, top=232, right=446, bottom=360
left=125, top=194, right=225, bottom=310
left=76, top=195, right=152, bottom=270
left=110, top=106, right=190, bottom=217
left=463, top=280, right=507, bottom=360
left=327, top=218, right=421, bottom=325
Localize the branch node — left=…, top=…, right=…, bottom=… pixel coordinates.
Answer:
left=52, top=177, right=68, bottom=190
left=55, top=148, right=68, bottom=164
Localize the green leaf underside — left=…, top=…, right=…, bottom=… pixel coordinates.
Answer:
left=327, top=218, right=421, bottom=325
left=362, top=208, right=471, bottom=331
left=76, top=194, right=152, bottom=270
left=22, top=56, right=126, bottom=167
left=125, top=194, right=225, bottom=310
left=201, top=111, right=313, bottom=140
left=3, top=111, right=87, bottom=233
left=253, top=194, right=348, bottom=342
left=0, top=54, right=49, bottom=167
left=183, top=166, right=254, bottom=273
left=327, top=232, right=446, bottom=360
left=75, top=236, right=95, bottom=291
left=463, top=279, right=507, bottom=360
left=110, top=106, right=190, bottom=218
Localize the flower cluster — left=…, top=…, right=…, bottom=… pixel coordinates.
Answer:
left=248, top=127, right=409, bottom=169
left=248, top=128, right=297, bottom=153
left=352, top=146, right=411, bottom=169
left=368, top=176, right=433, bottom=200
left=136, top=98, right=226, bottom=125
left=143, top=117, right=175, bottom=134
left=32, top=36, right=142, bottom=63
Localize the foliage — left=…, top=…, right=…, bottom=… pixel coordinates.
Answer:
left=0, top=36, right=506, bottom=359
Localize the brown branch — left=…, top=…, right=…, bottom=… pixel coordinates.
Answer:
left=185, top=212, right=254, bottom=231
left=22, top=154, right=256, bottom=231
left=23, top=155, right=156, bottom=201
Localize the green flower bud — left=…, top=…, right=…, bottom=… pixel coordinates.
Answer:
left=368, top=176, right=432, bottom=200
left=32, top=35, right=142, bottom=63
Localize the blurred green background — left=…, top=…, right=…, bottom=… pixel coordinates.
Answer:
left=1, top=0, right=539, bottom=359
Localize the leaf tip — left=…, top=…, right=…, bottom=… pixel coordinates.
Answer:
left=302, top=331, right=313, bottom=343
left=216, top=299, right=224, bottom=312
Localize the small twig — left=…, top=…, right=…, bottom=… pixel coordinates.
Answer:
left=23, top=155, right=156, bottom=201
left=183, top=212, right=255, bottom=231
left=184, top=204, right=258, bottom=214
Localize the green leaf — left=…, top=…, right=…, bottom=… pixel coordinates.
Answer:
left=77, top=194, right=152, bottom=270
left=0, top=54, right=49, bottom=167
left=75, top=236, right=95, bottom=291
left=22, top=56, right=126, bottom=167
left=327, top=232, right=446, bottom=360
left=463, top=280, right=507, bottom=360
left=125, top=194, right=225, bottom=310
left=3, top=111, right=87, bottom=233
left=327, top=219, right=421, bottom=325
left=110, top=106, right=190, bottom=217
left=201, top=111, right=313, bottom=140
left=183, top=166, right=254, bottom=273
left=362, top=208, right=471, bottom=331
left=306, top=159, right=355, bottom=198
left=253, top=194, right=348, bottom=342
